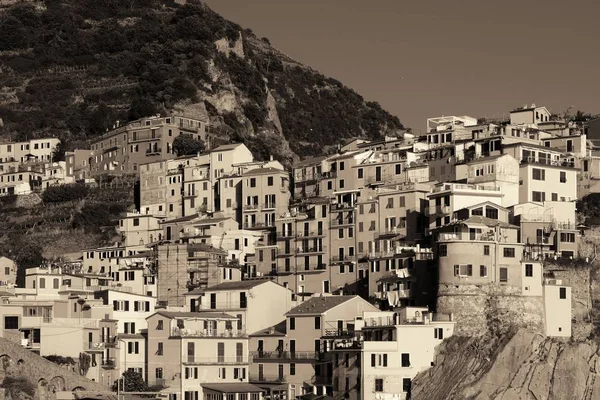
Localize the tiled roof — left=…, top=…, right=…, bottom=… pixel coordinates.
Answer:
left=242, top=167, right=286, bottom=176
left=286, top=295, right=357, bottom=316
left=159, top=214, right=199, bottom=224
left=204, top=280, right=270, bottom=291
left=443, top=216, right=517, bottom=229
left=294, top=156, right=327, bottom=168
left=201, top=383, right=264, bottom=393
left=213, top=143, right=243, bottom=151
left=151, top=311, right=237, bottom=319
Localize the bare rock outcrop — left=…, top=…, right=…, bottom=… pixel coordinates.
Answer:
left=412, top=329, right=600, bottom=400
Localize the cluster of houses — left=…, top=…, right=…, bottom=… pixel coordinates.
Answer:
left=1, top=104, right=599, bottom=400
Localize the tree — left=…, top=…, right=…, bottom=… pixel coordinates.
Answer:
left=172, top=134, right=205, bottom=156
left=51, top=141, right=66, bottom=162
left=112, top=370, right=149, bottom=393
left=1, top=376, right=36, bottom=399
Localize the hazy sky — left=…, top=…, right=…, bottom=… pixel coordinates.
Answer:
left=203, top=0, right=600, bottom=132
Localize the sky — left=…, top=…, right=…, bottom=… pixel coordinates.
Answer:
left=203, top=0, right=600, bottom=132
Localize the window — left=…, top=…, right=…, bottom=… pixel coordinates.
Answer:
left=503, top=248, right=515, bottom=258
left=39, top=278, right=45, bottom=289
left=560, top=233, right=576, bottom=243
left=386, top=198, right=394, bottom=209
left=4, top=316, right=18, bottom=329
left=375, top=379, right=383, bottom=392
left=290, top=363, right=296, bottom=376
left=480, top=265, right=487, bottom=277
left=250, top=178, right=256, bottom=187
left=532, top=168, right=545, bottom=181
left=339, top=162, right=345, bottom=171
left=155, top=368, right=163, bottom=379
left=314, top=317, right=321, bottom=329
left=499, top=268, right=508, bottom=283
left=532, top=191, right=545, bottom=202
left=525, top=264, right=533, bottom=277
left=453, top=264, right=473, bottom=277
left=403, top=378, right=411, bottom=393
left=552, top=193, right=558, bottom=201
left=357, top=168, right=363, bottom=179
left=53, top=278, right=59, bottom=289
left=133, top=218, right=140, bottom=226
left=434, top=327, right=444, bottom=339
left=439, top=244, right=447, bottom=257
left=484, top=245, right=490, bottom=256
left=401, top=353, right=410, bottom=367
left=485, top=207, right=498, bottom=220
left=395, top=164, right=402, bottom=174
left=559, top=287, right=567, bottom=299
left=560, top=171, right=567, bottom=183
left=399, top=196, right=405, bottom=207
left=339, top=179, right=344, bottom=189
left=289, top=317, right=295, bottom=330
left=338, top=229, right=344, bottom=239
left=157, top=342, right=164, bottom=356
left=157, top=320, right=163, bottom=330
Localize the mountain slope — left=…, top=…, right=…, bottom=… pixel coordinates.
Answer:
left=0, top=0, right=403, bottom=164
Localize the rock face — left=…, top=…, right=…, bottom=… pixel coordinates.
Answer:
left=412, top=329, right=600, bottom=400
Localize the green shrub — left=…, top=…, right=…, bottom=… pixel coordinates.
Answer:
left=42, top=184, right=89, bottom=203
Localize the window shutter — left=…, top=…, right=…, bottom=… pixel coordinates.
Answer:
left=134, top=302, right=139, bottom=312
left=113, top=300, right=118, bottom=311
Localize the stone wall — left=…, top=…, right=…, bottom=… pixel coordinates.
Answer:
left=0, top=337, right=108, bottom=397
left=437, top=284, right=545, bottom=336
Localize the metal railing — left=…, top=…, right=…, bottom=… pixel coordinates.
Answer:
left=262, top=203, right=277, bottom=210
left=331, top=255, right=355, bottom=262
left=250, top=351, right=319, bottom=361
left=296, top=246, right=326, bottom=254
left=184, top=356, right=248, bottom=364
left=249, top=374, right=286, bottom=383
left=172, top=327, right=247, bottom=338
left=195, top=301, right=248, bottom=310
left=330, top=219, right=354, bottom=227
left=101, top=358, right=116, bottom=369
left=438, top=232, right=497, bottom=242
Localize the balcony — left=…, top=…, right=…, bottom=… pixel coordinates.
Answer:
left=85, top=342, right=106, bottom=352
left=520, top=157, right=575, bottom=168
left=262, top=203, right=277, bottom=210
left=172, top=327, right=247, bottom=338
left=250, top=351, right=319, bottom=362
left=243, top=222, right=274, bottom=230
left=331, top=255, right=355, bottom=263
left=183, top=190, right=199, bottom=198
left=249, top=374, right=286, bottom=383
left=244, top=204, right=259, bottom=212
left=184, top=356, right=248, bottom=365
left=296, top=231, right=324, bottom=239
left=330, top=218, right=354, bottom=228
left=104, top=337, right=119, bottom=348
left=331, top=202, right=355, bottom=211
left=296, top=246, right=326, bottom=254
left=438, top=232, right=497, bottom=242
left=101, top=358, right=117, bottom=369
left=374, top=289, right=410, bottom=300
left=195, top=301, right=247, bottom=311
left=277, top=231, right=295, bottom=240
left=146, top=149, right=162, bottom=156
left=430, top=205, right=450, bottom=215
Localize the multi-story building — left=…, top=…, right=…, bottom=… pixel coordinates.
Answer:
left=89, top=115, right=207, bottom=176
left=0, top=138, right=60, bottom=165
left=146, top=311, right=265, bottom=400
left=249, top=295, right=379, bottom=400
left=185, top=280, right=295, bottom=335
left=156, top=243, right=232, bottom=307
left=241, top=167, right=291, bottom=231
left=117, top=212, right=164, bottom=246
left=330, top=307, right=455, bottom=400
left=0, top=256, right=17, bottom=287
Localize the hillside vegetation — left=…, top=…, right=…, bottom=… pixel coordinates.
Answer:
left=0, top=0, right=403, bottom=163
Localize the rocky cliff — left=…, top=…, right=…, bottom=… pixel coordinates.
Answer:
left=0, top=0, right=403, bottom=164
left=412, top=329, right=600, bottom=400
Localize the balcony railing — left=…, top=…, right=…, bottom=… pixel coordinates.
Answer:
left=331, top=255, right=355, bottom=263
left=296, top=246, right=326, bottom=254
left=243, top=222, right=274, bottom=229
left=296, top=231, right=324, bottom=238
left=101, top=358, right=117, bottom=369
left=86, top=342, right=106, bottom=351
left=330, top=219, right=354, bottom=227
left=195, top=301, right=247, bottom=311
left=172, top=327, right=247, bottom=338
left=249, top=374, right=286, bottom=383
left=438, top=232, right=497, bottom=242
left=374, top=289, right=410, bottom=300
left=250, top=351, right=319, bottom=361
left=184, top=356, right=248, bottom=364
left=262, top=203, right=277, bottom=210
left=244, top=204, right=259, bottom=211
left=520, top=157, right=575, bottom=168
